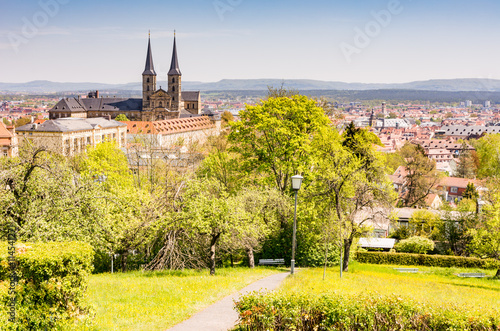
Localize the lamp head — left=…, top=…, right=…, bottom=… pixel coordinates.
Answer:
left=291, top=174, right=303, bottom=191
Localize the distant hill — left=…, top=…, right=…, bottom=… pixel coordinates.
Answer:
left=2, top=78, right=500, bottom=94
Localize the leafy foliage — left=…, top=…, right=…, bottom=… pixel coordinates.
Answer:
left=394, top=236, right=435, bottom=254
left=229, top=94, right=329, bottom=193
left=0, top=242, right=94, bottom=330
left=234, top=291, right=499, bottom=331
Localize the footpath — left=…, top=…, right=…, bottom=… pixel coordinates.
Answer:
left=167, top=271, right=289, bottom=331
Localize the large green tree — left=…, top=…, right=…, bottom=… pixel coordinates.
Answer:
left=398, top=143, right=441, bottom=208
left=229, top=94, right=330, bottom=194
left=309, top=127, right=395, bottom=272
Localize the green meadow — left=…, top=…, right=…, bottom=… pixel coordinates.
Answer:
left=281, top=263, right=500, bottom=314
left=79, top=268, right=282, bottom=331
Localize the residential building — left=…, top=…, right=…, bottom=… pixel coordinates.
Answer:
left=0, top=122, right=18, bottom=157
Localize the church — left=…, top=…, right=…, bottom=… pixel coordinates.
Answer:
left=49, top=33, right=201, bottom=121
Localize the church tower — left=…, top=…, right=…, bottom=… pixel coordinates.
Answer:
left=168, top=33, right=182, bottom=111
left=142, top=33, right=156, bottom=110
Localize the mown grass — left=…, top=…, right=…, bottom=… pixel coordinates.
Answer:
left=281, top=263, right=500, bottom=313
left=78, top=267, right=284, bottom=331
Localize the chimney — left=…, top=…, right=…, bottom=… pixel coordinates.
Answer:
left=107, top=115, right=111, bottom=121
left=96, top=90, right=100, bottom=99
left=30, top=116, right=34, bottom=124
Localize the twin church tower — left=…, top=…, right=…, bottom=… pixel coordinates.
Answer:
left=142, top=32, right=201, bottom=118
left=49, top=32, right=200, bottom=121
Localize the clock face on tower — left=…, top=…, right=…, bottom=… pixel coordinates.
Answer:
left=158, top=92, right=163, bottom=97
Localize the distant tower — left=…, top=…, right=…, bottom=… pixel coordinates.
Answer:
left=168, top=32, right=182, bottom=111
left=142, top=32, right=157, bottom=110
left=369, top=109, right=376, bottom=127
left=382, top=102, right=387, bottom=116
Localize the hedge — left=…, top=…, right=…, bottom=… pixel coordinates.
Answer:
left=0, top=242, right=94, bottom=330
left=355, top=251, right=500, bottom=269
left=234, top=291, right=500, bottom=331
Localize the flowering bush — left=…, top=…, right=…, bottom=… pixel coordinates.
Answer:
left=394, top=236, right=435, bottom=254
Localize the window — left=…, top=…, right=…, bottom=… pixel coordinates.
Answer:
left=147, top=78, right=150, bottom=83
left=172, top=86, right=175, bottom=92
left=147, top=86, right=150, bottom=91
left=172, top=78, right=175, bottom=83
left=450, top=187, right=458, bottom=193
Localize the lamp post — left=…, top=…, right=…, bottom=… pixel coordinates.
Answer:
left=290, top=174, right=303, bottom=275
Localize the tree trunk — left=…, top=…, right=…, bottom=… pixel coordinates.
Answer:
left=230, top=254, right=234, bottom=268
left=246, top=247, right=255, bottom=268
left=121, top=253, right=128, bottom=272
left=343, top=238, right=353, bottom=272
left=495, top=268, right=500, bottom=279
left=209, top=233, right=220, bottom=276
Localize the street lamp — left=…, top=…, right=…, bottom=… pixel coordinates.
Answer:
left=290, top=174, right=303, bottom=275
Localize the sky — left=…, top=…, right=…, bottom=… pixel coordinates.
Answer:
left=1, top=0, right=500, bottom=84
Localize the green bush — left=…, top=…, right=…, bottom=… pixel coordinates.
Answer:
left=0, top=242, right=94, bottom=330
left=234, top=291, right=499, bottom=330
left=355, top=251, right=500, bottom=269
left=394, top=236, right=435, bottom=254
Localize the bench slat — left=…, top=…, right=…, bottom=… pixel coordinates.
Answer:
left=258, top=258, right=285, bottom=265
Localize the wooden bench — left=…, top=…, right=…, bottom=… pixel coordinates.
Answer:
left=258, top=258, right=285, bottom=266
left=457, top=273, right=486, bottom=278
left=394, top=268, right=419, bottom=273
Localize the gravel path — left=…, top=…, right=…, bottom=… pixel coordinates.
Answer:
left=167, top=271, right=289, bottom=331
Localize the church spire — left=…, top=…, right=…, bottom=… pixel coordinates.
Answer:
left=142, top=33, right=156, bottom=76
left=168, top=32, right=182, bottom=76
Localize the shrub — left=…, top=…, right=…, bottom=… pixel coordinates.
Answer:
left=355, top=251, right=500, bottom=269
left=234, top=291, right=500, bottom=330
left=0, top=242, right=94, bottom=330
left=394, top=236, right=435, bottom=254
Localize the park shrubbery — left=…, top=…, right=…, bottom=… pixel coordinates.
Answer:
left=356, top=251, right=500, bottom=269
left=394, top=236, right=435, bottom=254
left=0, top=242, right=94, bottom=330
left=233, top=291, right=500, bottom=331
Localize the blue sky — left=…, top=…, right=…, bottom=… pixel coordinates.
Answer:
left=1, top=0, right=500, bottom=84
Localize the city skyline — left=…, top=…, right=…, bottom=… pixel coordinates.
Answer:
left=1, top=0, right=500, bottom=84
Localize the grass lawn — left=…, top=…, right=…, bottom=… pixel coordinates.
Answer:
left=79, top=267, right=284, bottom=331
left=281, top=263, right=500, bottom=313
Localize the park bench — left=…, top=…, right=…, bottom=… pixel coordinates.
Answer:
left=457, top=273, right=486, bottom=278
left=258, top=258, right=285, bottom=266
left=393, top=268, right=419, bottom=273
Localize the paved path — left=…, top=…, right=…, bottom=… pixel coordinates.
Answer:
left=167, top=272, right=289, bottom=331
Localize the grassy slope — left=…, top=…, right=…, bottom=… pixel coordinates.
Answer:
left=80, top=267, right=284, bottom=331
left=281, top=263, right=500, bottom=313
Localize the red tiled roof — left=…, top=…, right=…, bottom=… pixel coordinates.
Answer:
left=124, top=117, right=214, bottom=135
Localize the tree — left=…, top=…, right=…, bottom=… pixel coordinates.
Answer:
left=388, top=112, right=397, bottom=119
left=15, top=117, right=31, bottom=127
left=0, top=146, right=103, bottom=244
left=181, top=178, right=241, bottom=275
left=408, top=209, right=440, bottom=238
left=115, top=114, right=129, bottom=121
left=473, top=134, right=500, bottom=178
left=221, top=111, right=234, bottom=124
left=456, top=142, right=476, bottom=178
left=310, top=127, right=395, bottom=272
left=229, top=94, right=330, bottom=193
left=468, top=179, right=500, bottom=278
left=398, top=143, right=441, bottom=208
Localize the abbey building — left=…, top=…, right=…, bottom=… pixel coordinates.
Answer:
left=49, top=34, right=201, bottom=121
